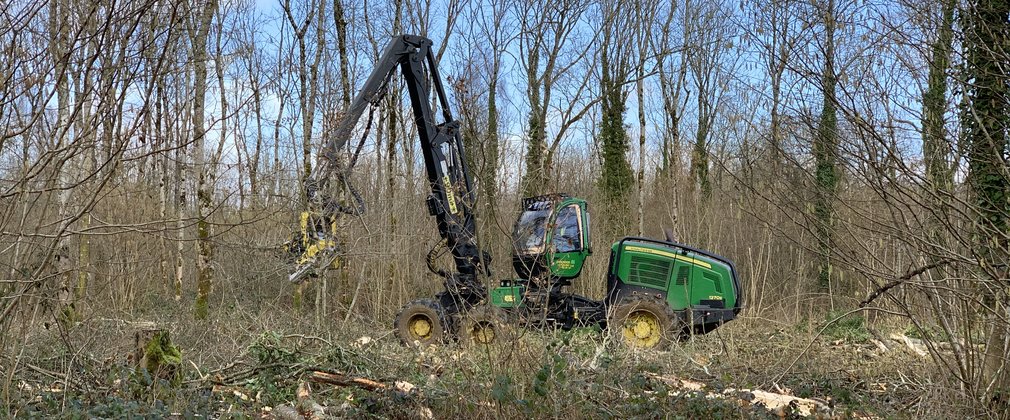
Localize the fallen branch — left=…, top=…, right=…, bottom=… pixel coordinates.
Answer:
left=304, top=370, right=430, bottom=419
left=308, top=370, right=418, bottom=395
left=24, top=363, right=67, bottom=381
left=643, top=372, right=706, bottom=391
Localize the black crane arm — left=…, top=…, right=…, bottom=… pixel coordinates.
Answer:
left=295, top=35, right=487, bottom=302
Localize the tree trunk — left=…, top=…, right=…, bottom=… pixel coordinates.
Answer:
left=598, top=14, right=634, bottom=237
left=922, top=0, right=955, bottom=194
left=635, top=0, right=648, bottom=236
left=813, top=0, right=839, bottom=294
left=484, top=80, right=499, bottom=225
left=963, top=0, right=1010, bottom=402
left=191, top=0, right=219, bottom=320
left=50, top=0, right=76, bottom=317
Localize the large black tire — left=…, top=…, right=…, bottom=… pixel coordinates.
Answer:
left=456, top=305, right=512, bottom=347
left=394, top=299, right=449, bottom=348
left=609, top=294, right=679, bottom=350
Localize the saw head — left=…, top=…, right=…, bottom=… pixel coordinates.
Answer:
left=285, top=210, right=341, bottom=283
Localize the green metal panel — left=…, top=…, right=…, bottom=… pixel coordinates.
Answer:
left=668, top=262, right=691, bottom=310
left=690, top=266, right=730, bottom=308
left=628, top=254, right=672, bottom=288
left=546, top=198, right=591, bottom=279
left=491, top=284, right=524, bottom=308
left=610, top=241, right=737, bottom=311
left=550, top=252, right=585, bottom=278
left=675, top=265, right=689, bottom=286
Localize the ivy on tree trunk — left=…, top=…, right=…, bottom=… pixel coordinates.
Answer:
left=813, top=0, right=839, bottom=293
left=963, top=0, right=1010, bottom=401
left=598, top=37, right=633, bottom=237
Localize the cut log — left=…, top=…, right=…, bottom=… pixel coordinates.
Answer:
left=295, top=382, right=326, bottom=419
left=309, top=371, right=389, bottom=392
left=888, top=333, right=929, bottom=357
left=645, top=372, right=830, bottom=417
left=271, top=405, right=302, bottom=420
left=735, top=389, right=823, bottom=417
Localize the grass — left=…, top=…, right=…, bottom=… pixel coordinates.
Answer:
left=821, top=309, right=871, bottom=343
left=6, top=304, right=944, bottom=419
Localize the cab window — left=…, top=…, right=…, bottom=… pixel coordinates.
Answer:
left=513, top=208, right=550, bottom=255
left=552, top=205, right=582, bottom=253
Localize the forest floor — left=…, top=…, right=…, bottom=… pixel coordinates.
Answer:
left=4, top=298, right=957, bottom=419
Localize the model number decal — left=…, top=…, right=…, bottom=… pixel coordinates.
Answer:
left=442, top=174, right=458, bottom=214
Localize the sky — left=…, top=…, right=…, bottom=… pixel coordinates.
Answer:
left=5, top=0, right=941, bottom=197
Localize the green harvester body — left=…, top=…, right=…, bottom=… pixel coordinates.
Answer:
left=490, top=194, right=742, bottom=335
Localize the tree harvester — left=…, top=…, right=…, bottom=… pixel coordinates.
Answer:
left=287, top=35, right=742, bottom=349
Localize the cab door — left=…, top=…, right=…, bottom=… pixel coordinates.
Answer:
left=547, top=202, right=590, bottom=279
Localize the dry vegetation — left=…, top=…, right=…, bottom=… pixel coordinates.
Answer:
left=7, top=296, right=943, bottom=418
left=0, top=180, right=991, bottom=418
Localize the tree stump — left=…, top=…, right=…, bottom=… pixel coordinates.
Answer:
left=133, top=326, right=182, bottom=385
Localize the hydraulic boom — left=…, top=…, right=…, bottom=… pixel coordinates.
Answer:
left=289, top=35, right=488, bottom=308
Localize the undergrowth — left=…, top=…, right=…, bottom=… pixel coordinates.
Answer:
left=3, top=304, right=946, bottom=418
left=822, top=310, right=871, bottom=343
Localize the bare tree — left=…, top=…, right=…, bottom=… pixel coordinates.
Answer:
left=634, top=0, right=661, bottom=235
left=516, top=0, right=597, bottom=196
left=188, top=0, right=220, bottom=320
left=651, top=0, right=690, bottom=236
left=748, top=0, right=801, bottom=174
left=683, top=0, right=738, bottom=198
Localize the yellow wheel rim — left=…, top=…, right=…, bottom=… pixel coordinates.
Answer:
left=471, top=321, right=496, bottom=344
left=622, top=310, right=662, bottom=348
left=408, top=315, right=433, bottom=339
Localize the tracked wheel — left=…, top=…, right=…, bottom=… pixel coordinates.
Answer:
left=457, top=305, right=511, bottom=347
left=609, top=294, right=679, bottom=350
left=394, top=299, right=449, bottom=348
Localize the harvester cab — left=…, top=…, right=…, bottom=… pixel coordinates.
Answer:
left=510, top=194, right=592, bottom=285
